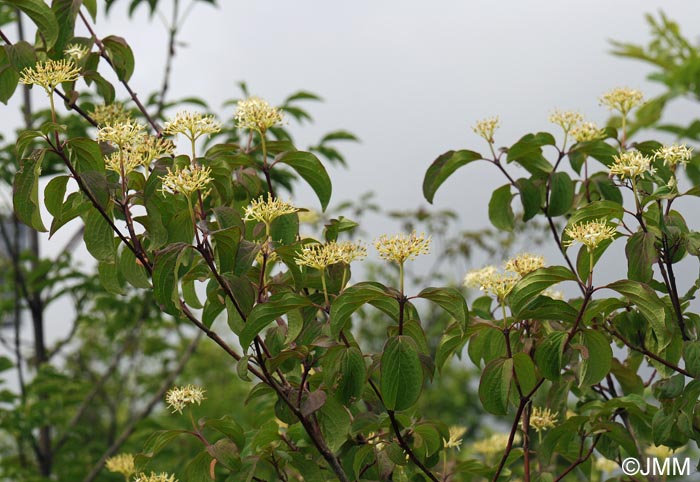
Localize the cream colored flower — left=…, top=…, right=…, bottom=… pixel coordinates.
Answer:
left=105, top=453, right=136, bottom=478
left=90, top=102, right=132, bottom=126
left=375, top=231, right=431, bottom=265
left=654, top=143, right=692, bottom=168
left=542, top=289, right=564, bottom=301
left=165, top=384, right=206, bottom=414
left=463, top=265, right=498, bottom=289
left=472, top=433, right=517, bottom=457
left=336, top=241, right=367, bottom=264
left=609, top=150, right=655, bottom=180
left=64, top=43, right=90, bottom=61
left=472, top=116, right=499, bottom=143
left=529, top=406, right=558, bottom=433
left=464, top=265, right=518, bottom=302
left=105, top=135, right=175, bottom=175
left=244, top=193, right=298, bottom=231
left=235, top=96, right=283, bottom=133
left=19, top=59, right=80, bottom=94
left=600, top=87, right=644, bottom=115
left=504, top=253, right=545, bottom=277
left=594, top=457, right=618, bottom=474
left=444, top=425, right=467, bottom=450
left=297, top=209, right=320, bottom=224
left=160, top=165, right=212, bottom=198
left=564, top=219, right=617, bottom=250
left=549, top=110, right=583, bottom=134
left=645, top=444, right=676, bottom=459
left=96, top=121, right=146, bottom=147
left=163, top=111, right=222, bottom=141
left=295, top=243, right=343, bottom=270
left=570, top=121, right=605, bottom=143
left=134, top=472, right=178, bottom=482
left=295, top=241, right=366, bottom=270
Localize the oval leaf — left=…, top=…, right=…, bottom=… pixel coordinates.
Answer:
left=380, top=336, right=423, bottom=411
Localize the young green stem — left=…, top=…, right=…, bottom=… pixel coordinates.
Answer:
left=320, top=268, right=330, bottom=307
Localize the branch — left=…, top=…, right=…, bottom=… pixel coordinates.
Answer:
left=606, top=325, right=691, bottom=377
left=78, top=10, right=161, bottom=135
left=388, top=410, right=439, bottom=482
left=491, top=380, right=545, bottom=482
left=552, top=434, right=601, bottom=482
left=47, top=140, right=153, bottom=274
left=81, top=332, right=202, bottom=482
left=155, top=0, right=180, bottom=118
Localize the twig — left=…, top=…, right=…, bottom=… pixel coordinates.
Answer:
left=155, top=0, right=180, bottom=118
left=552, top=434, right=601, bottom=482
left=78, top=10, right=161, bottom=134
left=606, top=325, right=691, bottom=377
left=388, top=410, right=440, bottom=482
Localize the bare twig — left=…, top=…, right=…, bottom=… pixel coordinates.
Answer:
left=78, top=10, right=161, bottom=134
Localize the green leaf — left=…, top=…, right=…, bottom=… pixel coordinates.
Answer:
left=571, top=140, right=618, bottom=167
left=488, top=184, right=515, bottom=231
left=44, top=175, right=69, bottom=218
left=83, top=209, right=116, bottom=262
left=565, top=200, right=624, bottom=232
left=275, top=151, right=332, bottom=210
left=337, top=346, right=366, bottom=404
left=142, top=429, right=187, bottom=456
left=380, top=336, right=423, bottom=411
left=547, top=171, right=574, bottom=216
left=240, top=293, right=311, bottom=349
left=211, top=225, right=240, bottom=275
left=422, top=149, right=482, bottom=203
left=625, top=231, right=658, bottom=283
left=535, top=331, right=567, bottom=380
left=681, top=342, right=700, bottom=380
left=7, top=41, right=36, bottom=72
left=119, top=245, right=150, bottom=289
left=102, top=35, right=135, bottom=82
left=579, top=330, right=612, bottom=387
left=435, top=323, right=467, bottom=371
left=97, top=260, right=124, bottom=295
left=0, top=48, right=19, bottom=104
left=82, top=0, right=97, bottom=20
left=512, top=352, right=537, bottom=395
left=329, top=282, right=388, bottom=338
left=517, top=177, right=542, bottom=221
left=5, top=0, right=59, bottom=49
left=13, top=149, right=47, bottom=232
left=152, top=243, right=190, bottom=315
left=416, top=287, right=469, bottom=329
left=606, top=280, right=668, bottom=346
left=323, top=216, right=358, bottom=242
left=202, top=416, right=246, bottom=450
left=506, top=132, right=555, bottom=175
left=317, top=397, right=350, bottom=453
left=508, top=266, right=577, bottom=315
left=478, top=357, right=513, bottom=415
left=184, top=450, right=212, bottom=482
left=51, top=0, right=80, bottom=54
